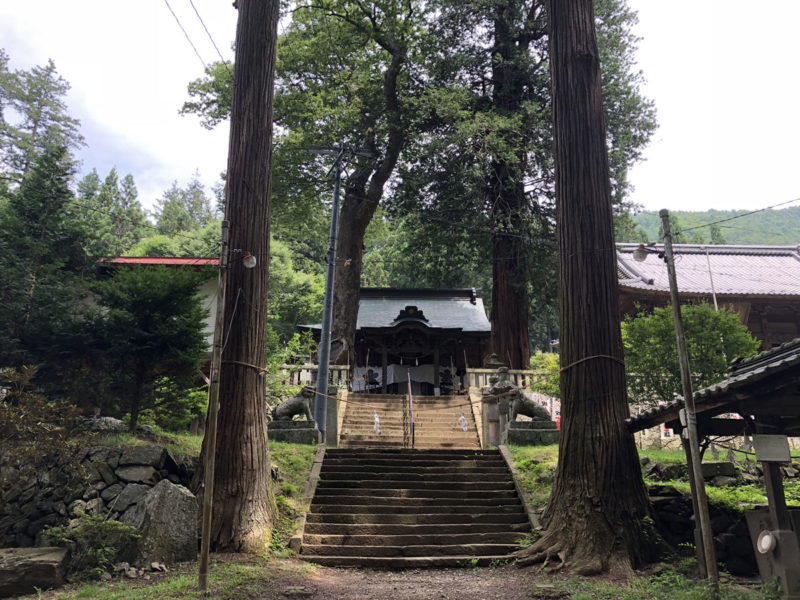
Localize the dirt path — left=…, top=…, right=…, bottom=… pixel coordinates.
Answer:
left=259, top=562, right=544, bottom=600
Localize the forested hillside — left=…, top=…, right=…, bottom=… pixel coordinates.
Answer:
left=631, top=207, right=800, bottom=245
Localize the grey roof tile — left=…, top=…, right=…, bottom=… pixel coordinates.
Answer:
left=617, top=243, right=800, bottom=296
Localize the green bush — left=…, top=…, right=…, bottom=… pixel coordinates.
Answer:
left=44, top=513, right=140, bottom=581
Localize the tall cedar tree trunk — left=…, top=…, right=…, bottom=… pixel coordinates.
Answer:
left=331, top=49, right=405, bottom=366
left=194, top=0, right=279, bottom=552
left=516, top=0, right=656, bottom=574
left=488, top=4, right=537, bottom=370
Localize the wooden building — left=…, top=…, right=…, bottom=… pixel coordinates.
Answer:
left=617, top=244, right=800, bottom=349
left=304, top=288, right=491, bottom=395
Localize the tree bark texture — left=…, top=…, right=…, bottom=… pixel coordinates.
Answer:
left=331, top=49, right=405, bottom=366
left=516, top=0, right=656, bottom=574
left=197, top=0, right=279, bottom=552
left=487, top=3, right=540, bottom=370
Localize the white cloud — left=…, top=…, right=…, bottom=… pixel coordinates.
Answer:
left=0, top=0, right=237, bottom=209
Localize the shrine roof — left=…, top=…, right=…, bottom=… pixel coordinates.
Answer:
left=616, top=243, right=800, bottom=297
left=304, top=288, right=491, bottom=333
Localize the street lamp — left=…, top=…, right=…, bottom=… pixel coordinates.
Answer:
left=632, top=211, right=719, bottom=591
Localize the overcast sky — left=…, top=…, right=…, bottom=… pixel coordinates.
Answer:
left=1, top=1, right=799, bottom=214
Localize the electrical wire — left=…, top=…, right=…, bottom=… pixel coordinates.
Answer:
left=163, top=0, right=208, bottom=71
left=188, top=0, right=234, bottom=76
left=679, top=197, right=800, bottom=234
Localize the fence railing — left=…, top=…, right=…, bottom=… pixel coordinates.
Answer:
left=282, top=364, right=547, bottom=392
left=281, top=364, right=350, bottom=388
left=465, top=368, right=548, bottom=390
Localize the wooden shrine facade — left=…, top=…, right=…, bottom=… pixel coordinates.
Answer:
left=305, top=288, right=491, bottom=395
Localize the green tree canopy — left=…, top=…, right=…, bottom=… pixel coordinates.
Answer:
left=0, top=52, right=84, bottom=184
left=622, top=303, right=761, bottom=405
left=152, top=174, right=217, bottom=236
left=89, top=265, right=210, bottom=431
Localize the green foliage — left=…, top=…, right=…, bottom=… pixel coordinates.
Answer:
left=43, top=513, right=139, bottom=581
left=529, top=351, right=560, bottom=397
left=87, top=266, right=211, bottom=431
left=265, top=331, right=318, bottom=404
left=0, top=52, right=84, bottom=184
left=508, top=444, right=559, bottom=509
left=622, top=304, right=761, bottom=404
left=633, top=207, right=800, bottom=246
left=152, top=174, right=217, bottom=236
left=75, top=168, right=147, bottom=258
left=0, top=144, right=90, bottom=369
left=126, top=220, right=221, bottom=258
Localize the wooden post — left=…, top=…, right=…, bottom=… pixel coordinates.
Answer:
left=381, top=347, right=387, bottom=394
left=433, top=348, right=440, bottom=396
left=198, top=220, right=229, bottom=590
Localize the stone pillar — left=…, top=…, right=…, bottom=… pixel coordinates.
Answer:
left=381, top=347, right=388, bottom=394
left=325, top=385, right=339, bottom=447
left=433, top=348, right=440, bottom=396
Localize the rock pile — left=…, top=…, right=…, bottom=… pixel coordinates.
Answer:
left=0, top=445, right=197, bottom=564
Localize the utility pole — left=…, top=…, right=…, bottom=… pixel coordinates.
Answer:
left=661, top=209, right=719, bottom=593
left=198, top=221, right=229, bottom=591
left=309, top=145, right=373, bottom=444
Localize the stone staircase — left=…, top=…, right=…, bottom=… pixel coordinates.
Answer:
left=339, top=394, right=480, bottom=449
left=300, top=448, right=530, bottom=567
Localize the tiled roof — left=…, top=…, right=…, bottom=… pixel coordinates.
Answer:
left=304, top=288, right=491, bottom=333
left=101, top=257, right=220, bottom=267
left=616, top=243, right=800, bottom=297
left=626, top=338, right=800, bottom=432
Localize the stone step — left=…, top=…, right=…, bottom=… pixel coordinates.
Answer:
left=311, top=488, right=518, bottom=499
left=339, top=442, right=481, bottom=450
left=309, top=501, right=525, bottom=512
left=324, top=449, right=498, bottom=456
left=306, top=512, right=528, bottom=525
left=303, top=532, right=526, bottom=546
left=316, top=479, right=513, bottom=491
left=298, top=555, right=512, bottom=568
left=319, top=472, right=512, bottom=483
left=320, top=465, right=508, bottom=475
left=301, top=543, right=520, bottom=557
left=304, top=522, right=529, bottom=535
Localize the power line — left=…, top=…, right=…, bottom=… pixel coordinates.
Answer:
left=188, top=0, right=234, bottom=76
left=163, top=0, right=208, bottom=71
left=680, top=197, right=800, bottom=234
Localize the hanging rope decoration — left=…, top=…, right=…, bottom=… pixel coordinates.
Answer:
left=373, top=410, right=381, bottom=435
left=559, top=354, right=625, bottom=373
left=458, top=412, right=469, bottom=432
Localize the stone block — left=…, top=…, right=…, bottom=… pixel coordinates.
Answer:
left=0, top=547, right=67, bottom=597
left=701, top=462, right=737, bottom=479
left=119, top=446, right=166, bottom=469
left=509, top=420, right=558, bottom=430
left=506, top=426, right=559, bottom=446
left=116, top=466, right=159, bottom=485
left=110, top=484, right=149, bottom=513
left=121, top=480, right=197, bottom=566
left=101, top=483, right=125, bottom=502
left=268, top=423, right=319, bottom=444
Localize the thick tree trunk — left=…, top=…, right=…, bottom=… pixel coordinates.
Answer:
left=195, top=0, right=279, bottom=552
left=487, top=4, right=536, bottom=370
left=516, top=0, right=657, bottom=575
left=330, top=50, right=405, bottom=365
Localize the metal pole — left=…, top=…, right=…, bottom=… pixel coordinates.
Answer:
left=198, top=219, right=229, bottom=591
left=315, top=150, right=344, bottom=444
left=660, top=209, right=719, bottom=592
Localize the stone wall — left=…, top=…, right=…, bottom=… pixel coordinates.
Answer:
left=649, top=484, right=757, bottom=576
left=0, top=445, right=196, bottom=549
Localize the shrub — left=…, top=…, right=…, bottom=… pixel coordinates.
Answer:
left=43, top=513, right=140, bottom=581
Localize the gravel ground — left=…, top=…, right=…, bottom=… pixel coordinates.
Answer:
left=257, top=563, right=542, bottom=600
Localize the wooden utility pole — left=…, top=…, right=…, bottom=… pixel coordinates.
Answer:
left=660, top=209, right=719, bottom=591
left=194, top=0, right=280, bottom=562
left=517, top=0, right=656, bottom=574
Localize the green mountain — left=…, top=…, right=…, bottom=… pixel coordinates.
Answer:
left=631, top=207, right=800, bottom=246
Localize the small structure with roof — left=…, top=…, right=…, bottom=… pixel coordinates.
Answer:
left=617, top=244, right=800, bottom=349
left=303, top=288, right=491, bottom=395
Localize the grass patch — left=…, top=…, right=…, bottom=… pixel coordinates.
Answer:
left=95, top=428, right=203, bottom=458
left=268, top=441, right=317, bottom=556
left=639, top=448, right=687, bottom=465
left=548, top=569, right=769, bottom=599
left=25, top=558, right=278, bottom=599
left=507, top=444, right=558, bottom=509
